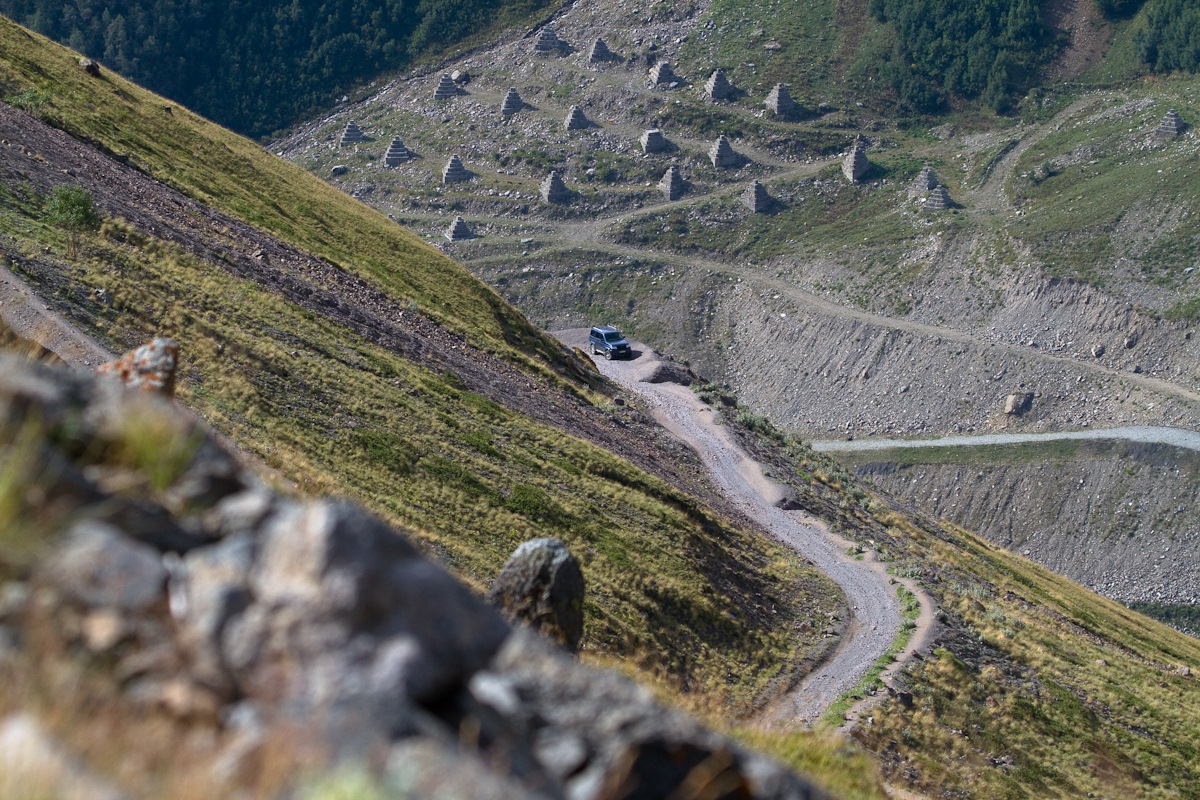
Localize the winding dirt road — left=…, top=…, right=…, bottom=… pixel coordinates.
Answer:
left=556, top=329, right=937, bottom=725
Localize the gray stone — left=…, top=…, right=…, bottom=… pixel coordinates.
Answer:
left=385, top=137, right=413, bottom=166
left=704, top=69, right=734, bottom=100
left=842, top=140, right=870, bottom=182
left=1004, top=392, right=1033, bottom=415
left=639, top=128, right=669, bottom=153
left=708, top=135, right=742, bottom=168
left=587, top=38, right=615, bottom=62
left=445, top=215, right=474, bottom=241
left=434, top=73, right=458, bottom=101
left=78, top=57, right=100, bottom=77
left=923, top=185, right=951, bottom=210
left=563, top=105, right=590, bottom=131
left=908, top=166, right=938, bottom=198
left=1155, top=109, right=1187, bottom=141
left=0, top=714, right=128, bottom=800
left=540, top=171, right=571, bottom=203
left=765, top=83, right=795, bottom=116
left=330, top=164, right=348, bottom=176
left=443, top=154, right=472, bottom=184
left=41, top=521, right=166, bottom=611
left=658, top=166, right=685, bottom=200
left=741, top=180, right=772, bottom=212
left=533, top=25, right=565, bottom=54
left=339, top=121, right=366, bottom=147
left=488, top=538, right=584, bottom=652
left=649, top=61, right=677, bottom=87
left=500, top=88, right=524, bottom=117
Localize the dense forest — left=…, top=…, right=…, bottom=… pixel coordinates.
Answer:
left=1136, top=0, right=1200, bottom=73
left=865, top=0, right=1054, bottom=112
left=0, top=0, right=552, bottom=137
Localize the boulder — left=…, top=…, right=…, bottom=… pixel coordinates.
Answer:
left=488, top=538, right=584, bottom=652
left=96, top=338, right=179, bottom=397
left=78, top=57, right=100, bottom=77
left=1004, top=393, right=1033, bottom=415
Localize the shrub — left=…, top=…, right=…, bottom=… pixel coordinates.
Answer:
left=42, top=185, right=101, bottom=258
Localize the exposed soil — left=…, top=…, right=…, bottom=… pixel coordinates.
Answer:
left=1044, top=0, right=1113, bottom=81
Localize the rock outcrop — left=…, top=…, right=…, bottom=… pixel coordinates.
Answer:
left=0, top=356, right=828, bottom=800
left=640, top=128, right=670, bottom=153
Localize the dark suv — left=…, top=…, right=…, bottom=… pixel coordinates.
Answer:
left=589, top=326, right=631, bottom=360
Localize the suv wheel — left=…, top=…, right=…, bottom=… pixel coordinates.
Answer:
left=604, top=350, right=613, bottom=360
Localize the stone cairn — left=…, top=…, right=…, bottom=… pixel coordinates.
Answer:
left=908, top=165, right=938, bottom=197
left=842, top=139, right=870, bottom=182
left=649, top=61, right=677, bottom=87
left=442, top=154, right=471, bottom=184
left=500, top=88, right=524, bottom=117
left=765, top=83, right=796, bottom=116
left=339, top=121, right=366, bottom=147
left=384, top=137, right=413, bottom=166
left=704, top=69, right=735, bottom=100
left=1155, top=109, right=1187, bottom=141
left=923, top=185, right=952, bottom=211
left=533, top=25, right=565, bottom=54
left=564, top=105, right=590, bottom=131
left=741, top=180, right=772, bottom=213
left=640, top=128, right=670, bottom=153
left=658, top=166, right=686, bottom=200
left=444, top=215, right=473, bottom=242
left=540, top=171, right=571, bottom=203
left=96, top=338, right=179, bottom=398
left=588, top=37, right=615, bottom=62
left=433, top=73, right=458, bottom=101
left=709, top=135, right=741, bottom=168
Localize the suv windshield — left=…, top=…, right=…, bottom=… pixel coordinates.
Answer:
left=603, top=332, right=624, bottom=342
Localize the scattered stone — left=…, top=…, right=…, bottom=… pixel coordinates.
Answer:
left=640, top=128, right=670, bottom=153
left=708, top=135, right=741, bottom=168
left=563, top=104, right=590, bottom=131
left=765, top=83, right=796, bottom=116
left=930, top=123, right=955, bottom=140
left=0, top=714, right=128, bottom=800
left=540, top=170, right=571, bottom=203
left=588, top=37, right=615, bottom=62
left=330, top=165, right=348, bottom=176
left=1155, top=109, right=1187, bottom=141
left=923, top=185, right=952, bottom=211
left=649, top=61, right=677, bottom=87
left=433, top=73, right=458, bottom=101
left=338, top=121, right=366, bottom=147
left=658, top=166, right=686, bottom=200
left=384, top=137, right=412, bottom=166
left=909, top=166, right=938, bottom=198
left=1178, top=665, right=1191, bottom=677
left=532, top=25, right=566, bottom=54
left=741, top=180, right=772, bottom=213
left=487, top=538, right=584, bottom=652
left=1004, top=392, right=1033, bottom=415
left=704, top=69, right=734, bottom=100
left=78, top=57, right=100, bottom=77
left=96, top=338, right=179, bottom=397
left=445, top=215, right=473, bottom=242
left=442, top=154, right=471, bottom=184
left=500, top=87, right=524, bottom=117
left=842, top=139, right=870, bottom=182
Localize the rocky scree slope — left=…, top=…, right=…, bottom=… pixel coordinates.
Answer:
left=0, top=355, right=831, bottom=800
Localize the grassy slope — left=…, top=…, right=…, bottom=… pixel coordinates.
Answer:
left=0, top=16, right=841, bottom=712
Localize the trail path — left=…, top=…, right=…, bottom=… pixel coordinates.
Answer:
left=556, top=329, right=937, bottom=725
left=0, top=265, right=111, bottom=366
left=812, top=425, right=1200, bottom=454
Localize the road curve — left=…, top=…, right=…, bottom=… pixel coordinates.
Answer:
left=811, top=425, right=1200, bottom=454
left=555, top=329, right=936, bottom=725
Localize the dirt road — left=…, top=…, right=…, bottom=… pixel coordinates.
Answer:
left=556, top=329, right=937, bottom=724
left=811, top=425, right=1200, bottom=454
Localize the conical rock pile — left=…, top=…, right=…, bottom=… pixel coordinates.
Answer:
left=649, top=61, right=677, bottom=87
left=1155, top=109, right=1187, bottom=141
left=533, top=26, right=565, bottom=54
left=842, top=141, right=870, bottom=182
left=442, top=154, right=471, bottom=184
left=923, top=185, right=951, bottom=210
left=445, top=216, right=473, bottom=241
left=765, top=83, right=796, bottom=116
left=339, top=121, right=366, bottom=147
left=658, top=167, right=686, bottom=200
left=541, top=171, right=571, bottom=203
left=433, top=73, right=458, bottom=101
left=640, top=129, right=669, bottom=153
left=709, top=135, right=741, bottom=168
left=908, top=166, right=938, bottom=197
left=564, top=105, right=590, bottom=131
left=705, top=69, right=734, bottom=100
left=741, top=180, right=772, bottom=212
left=384, top=137, right=412, bottom=166
left=501, top=88, right=524, bottom=116
left=588, top=38, right=615, bottom=62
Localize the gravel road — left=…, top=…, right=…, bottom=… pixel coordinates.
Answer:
left=811, top=425, right=1200, bottom=454
left=555, top=329, right=932, bottom=724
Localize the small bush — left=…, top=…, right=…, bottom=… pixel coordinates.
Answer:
left=42, top=185, right=101, bottom=258
left=3, top=87, right=50, bottom=113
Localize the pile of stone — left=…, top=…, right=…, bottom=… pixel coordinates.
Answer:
left=1155, top=109, right=1187, bottom=141
left=640, top=128, right=670, bottom=153
left=741, top=180, right=772, bottom=213
left=588, top=37, right=615, bottom=62
left=0, top=354, right=828, bottom=800
left=500, top=88, right=524, bottom=117
left=339, top=121, right=366, bottom=147
left=444, top=215, right=473, bottom=241
left=384, top=137, right=413, bottom=166
left=923, top=185, right=952, bottom=210
left=533, top=25, right=566, bottom=54
left=541, top=170, right=571, bottom=203
left=704, top=69, right=734, bottom=100
left=649, top=61, right=677, bottom=87
left=564, top=104, right=590, bottom=131
left=433, top=73, right=458, bottom=101
left=709, top=135, right=741, bottom=168
left=843, top=139, right=870, bottom=182
left=908, top=165, right=938, bottom=197
left=659, top=166, right=686, bottom=200
left=442, top=154, right=471, bottom=184
left=765, top=83, right=795, bottom=116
